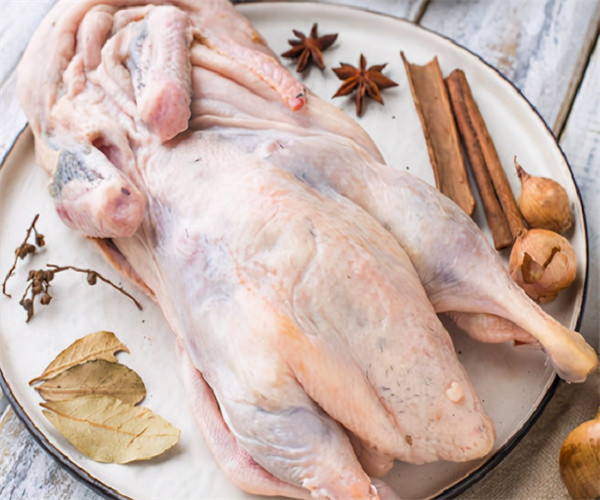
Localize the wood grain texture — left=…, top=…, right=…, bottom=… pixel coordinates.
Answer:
left=0, top=404, right=98, bottom=500
left=0, top=1, right=56, bottom=85
left=559, top=39, right=600, bottom=345
left=420, top=0, right=600, bottom=133
left=319, top=0, right=428, bottom=21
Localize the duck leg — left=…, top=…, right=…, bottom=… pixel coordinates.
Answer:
left=258, top=132, right=598, bottom=383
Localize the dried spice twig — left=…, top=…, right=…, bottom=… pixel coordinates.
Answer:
left=401, top=52, right=476, bottom=215
left=445, top=69, right=514, bottom=249
left=2, top=214, right=45, bottom=297
left=19, top=263, right=142, bottom=322
left=3, top=214, right=142, bottom=321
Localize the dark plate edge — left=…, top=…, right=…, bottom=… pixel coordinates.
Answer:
left=1, top=2, right=590, bottom=500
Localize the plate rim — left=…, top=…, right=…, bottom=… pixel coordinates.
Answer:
left=0, top=1, right=589, bottom=499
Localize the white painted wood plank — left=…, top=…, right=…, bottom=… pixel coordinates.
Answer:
left=235, top=0, right=430, bottom=20
left=1, top=1, right=56, bottom=161
left=0, top=406, right=98, bottom=500
left=0, top=71, right=27, bottom=162
left=0, top=389, right=6, bottom=415
left=419, top=0, right=600, bottom=133
left=560, top=40, right=600, bottom=344
left=318, top=0, right=428, bottom=21
left=0, top=1, right=56, bottom=85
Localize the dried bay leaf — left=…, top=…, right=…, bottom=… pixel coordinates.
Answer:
left=36, top=359, right=146, bottom=404
left=30, top=330, right=128, bottom=384
left=41, top=395, right=180, bottom=463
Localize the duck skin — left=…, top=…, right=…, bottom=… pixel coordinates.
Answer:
left=16, top=0, right=596, bottom=498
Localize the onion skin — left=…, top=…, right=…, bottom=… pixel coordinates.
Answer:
left=515, top=157, right=573, bottom=234
left=559, top=408, right=600, bottom=499
left=509, top=228, right=576, bottom=303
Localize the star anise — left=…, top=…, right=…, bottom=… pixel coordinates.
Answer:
left=332, top=54, right=398, bottom=117
left=281, top=23, right=338, bottom=72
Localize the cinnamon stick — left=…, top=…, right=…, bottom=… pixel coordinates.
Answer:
left=445, top=69, right=525, bottom=242
left=445, top=69, right=514, bottom=249
left=401, top=52, right=476, bottom=215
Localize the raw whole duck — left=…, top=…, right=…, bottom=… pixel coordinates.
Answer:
left=16, top=0, right=597, bottom=498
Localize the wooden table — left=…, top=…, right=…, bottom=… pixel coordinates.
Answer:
left=1, top=0, right=598, bottom=498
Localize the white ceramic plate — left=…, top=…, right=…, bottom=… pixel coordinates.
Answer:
left=0, top=2, right=587, bottom=499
